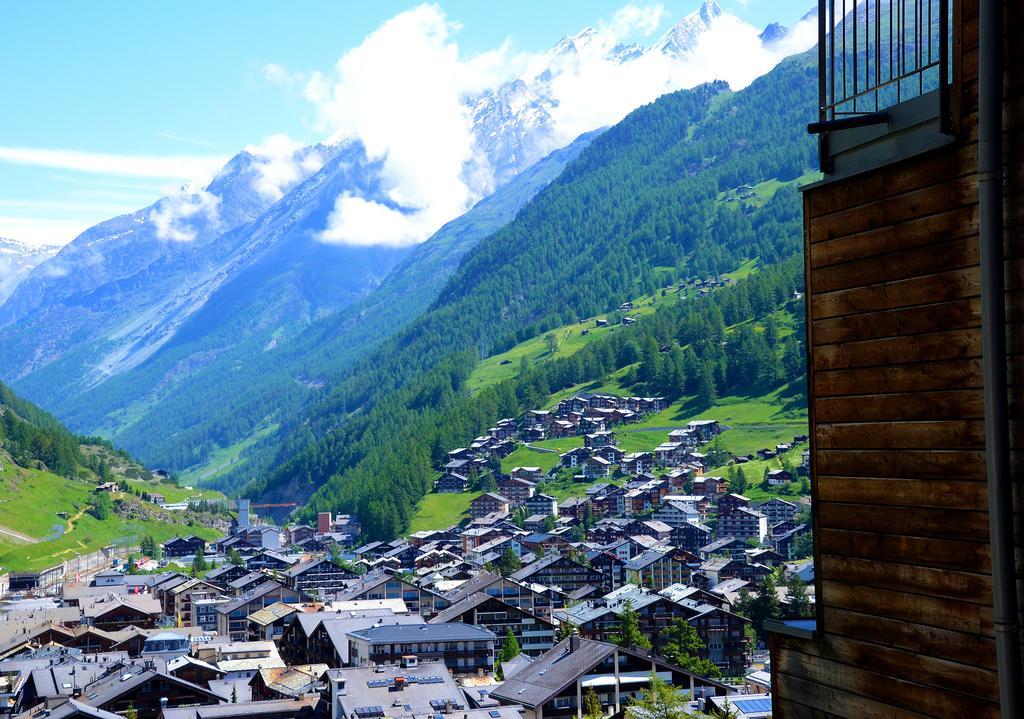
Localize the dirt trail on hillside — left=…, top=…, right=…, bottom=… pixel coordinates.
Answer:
left=0, top=524, right=34, bottom=544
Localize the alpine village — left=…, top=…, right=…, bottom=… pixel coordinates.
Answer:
left=0, top=1, right=1020, bottom=718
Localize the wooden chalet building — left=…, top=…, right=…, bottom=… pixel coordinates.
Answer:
left=283, top=557, right=357, bottom=594
left=768, top=2, right=1024, bottom=717
left=162, top=535, right=207, bottom=558
left=428, top=591, right=556, bottom=656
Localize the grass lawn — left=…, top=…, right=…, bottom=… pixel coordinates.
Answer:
left=467, top=292, right=675, bottom=395
left=500, top=437, right=584, bottom=474
left=0, top=453, right=224, bottom=573
left=121, top=478, right=226, bottom=504
left=408, top=493, right=475, bottom=533
left=0, top=462, right=94, bottom=541
left=180, top=422, right=279, bottom=485
left=0, top=513, right=220, bottom=573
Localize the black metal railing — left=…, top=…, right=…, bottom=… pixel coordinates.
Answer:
left=812, top=0, right=953, bottom=134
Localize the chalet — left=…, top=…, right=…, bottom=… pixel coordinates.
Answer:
left=651, top=498, right=700, bottom=527
left=284, top=557, right=357, bottom=594
left=700, top=537, right=750, bottom=562
left=772, top=524, right=809, bottom=561
left=582, top=455, right=611, bottom=479
left=80, top=594, right=161, bottom=631
left=229, top=571, right=269, bottom=596
left=653, top=442, right=685, bottom=466
left=584, top=550, right=627, bottom=591
left=428, top=591, right=555, bottom=656
left=469, top=492, right=511, bottom=519
left=205, top=563, right=251, bottom=590
left=765, top=468, right=794, bottom=486
left=162, top=535, right=206, bottom=558
left=490, top=637, right=729, bottom=719
left=668, top=428, right=698, bottom=446
left=559, top=446, right=591, bottom=468
left=556, top=497, right=590, bottom=522
left=334, top=572, right=446, bottom=617
left=246, top=549, right=297, bottom=572
left=623, top=548, right=692, bottom=591
left=448, top=447, right=476, bottom=461
left=525, top=410, right=552, bottom=427
left=216, top=581, right=309, bottom=640
left=716, top=493, right=750, bottom=515
left=497, top=476, right=537, bottom=506
left=583, top=431, right=615, bottom=449
left=511, top=466, right=545, bottom=484
left=717, top=507, right=768, bottom=543
left=247, top=601, right=300, bottom=642
left=686, top=419, right=721, bottom=441
left=669, top=520, right=714, bottom=555
left=434, top=471, right=468, bottom=493
left=285, top=524, right=316, bottom=545
left=692, top=475, right=725, bottom=498
left=346, top=622, right=495, bottom=673
left=511, top=555, right=609, bottom=595
left=45, top=665, right=221, bottom=719
left=523, top=493, right=557, bottom=518
left=661, top=466, right=695, bottom=492
left=592, top=445, right=624, bottom=465
left=758, top=497, right=798, bottom=526
left=756, top=448, right=777, bottom=460
left=620, top=451, right=654, bottom=475
left=625, top=519, right=673, bottom=542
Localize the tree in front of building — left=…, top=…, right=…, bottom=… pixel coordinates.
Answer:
left=583, top=686, right=604, bottom=719
left=659, top=619, right=722, bottom=678
left=495, top=546, right=522, bottom=577
left=228, top=547, right=244, bottom=566
left=191, top=547, right=208, bottom=576
left=612, top=600, right=651, bottom=650
left=626, top=673, right=690, bottom=719
left=784, top=573, right=812, bottom=618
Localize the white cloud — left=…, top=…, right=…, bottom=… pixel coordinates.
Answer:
left=0, top=146, right=226, bottom=180
left=607, top=3, right=667, bottom=36
left=245, top=134, right=324, bottom=202
left=274, top=3, right=518, bottom=247
left=148, top=189, right=222, bottom=242
left=267, top=1, right=815, bottom=248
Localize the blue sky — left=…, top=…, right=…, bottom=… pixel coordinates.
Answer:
left=0, top=1, right=812, bottom=246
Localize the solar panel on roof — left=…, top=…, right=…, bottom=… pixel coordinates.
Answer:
left=732, top=697, right=772, bottom=713
left=489, top=711, right=502, bottom=718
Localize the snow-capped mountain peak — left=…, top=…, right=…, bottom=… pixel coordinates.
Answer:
left=0, top=238, right=59, bottom=305
left=651, top=0, right=725, bottom=58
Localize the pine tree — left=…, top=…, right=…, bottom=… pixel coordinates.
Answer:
left=498, top=628, right=521, bottom=664
left=91, top=491, right=113, bottom=520
left=191, top=548, right=208, bottom=577
left=612, top=601, right=651, bottom=649
left=659, top=619, right=722, bottom=678
left=228, top=548, right=243, bottom=566
left=496, top=547, right=522, bottom=577
left=583, top=686, right=604, bottom=719
left=784, top=573, right=812, bottom=618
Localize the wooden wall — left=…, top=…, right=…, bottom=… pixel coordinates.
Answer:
left=771, top=1, right=1023, bottom=716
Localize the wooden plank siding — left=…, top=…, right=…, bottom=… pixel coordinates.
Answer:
left=771, top=1, right=1023, bottom=717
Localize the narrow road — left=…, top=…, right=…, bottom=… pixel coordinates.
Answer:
left=0, top=524, right=35, bottom=544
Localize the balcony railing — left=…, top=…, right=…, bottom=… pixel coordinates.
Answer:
left=811, top=0, right=955, bottom=171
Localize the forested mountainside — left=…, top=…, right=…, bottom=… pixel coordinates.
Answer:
left=51, top=132, right=598, bottom=478
left=244, top=48, right=819, bottom=536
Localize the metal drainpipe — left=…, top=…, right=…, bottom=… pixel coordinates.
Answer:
left=978, top=1, right=1023, bottom=716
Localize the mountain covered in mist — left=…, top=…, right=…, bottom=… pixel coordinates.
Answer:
left=0, top=0, right=806, bottom=481
left=0, top=238, right=57, bottom=305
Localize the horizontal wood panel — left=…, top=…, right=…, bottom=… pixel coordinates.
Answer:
left=811, top=269, right=981, bottom=321
left=773, top=669, right=949, bottom=719
left=813, top=298, right=981, bottom=346
left=818, top=527, right=992, bottom=572
left=775, top=641, right=999, bottom=718
left=815, top=449, right=987, bottom=479
left=816, top=477, right=989, bottom=511
left=805, top=144, right=978, bottom=220
left=814, top=358, right=984, bottom=396
left=820, top=554, right=992, bottom=604
left=809, top=235, right=979, bottom=294
left=821, top=579, right=995, bottom=637
left=822, top=606, right=998, bottom=671
left=813, top=328, right=981, bottom=370
left=816, top=420, right=985, bottom=450
left=809, top=206, right=978, bottom=270
left=814, top=389, right=985, bottom=422
left=809, top=176, right=978, bottom=244
left=818, top=502, right=990, bottom=542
